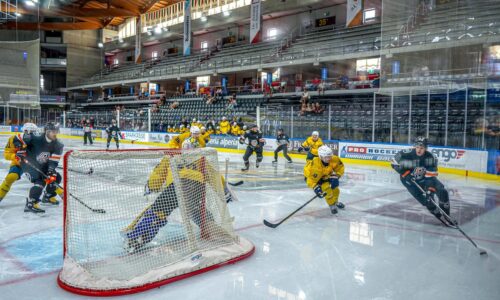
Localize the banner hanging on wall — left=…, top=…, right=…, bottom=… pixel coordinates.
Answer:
left=346, top=0, right=363, bottom=28
left=183, top=0, right=192, bottom=56
left=250, top=0, right=262, bottom=44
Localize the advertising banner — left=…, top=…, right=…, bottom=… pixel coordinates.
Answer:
left=346, top=0, right=363, bottom=28
left=121, top=131, right=148, bottom=142
left=135, top=17, right=142, bottom=63
left=207, top=135, right=240, bottom=149
left=0, top=126, right=12, bottom=132
left=249, top=0, right=262, bottom=44
left=183, top=0, right=192, bottom=56
left=339, top=142, right=488, bottom=173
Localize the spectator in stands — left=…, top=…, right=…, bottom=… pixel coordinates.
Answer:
left=314, top=102, right=325, bottom=115
left=206, top=120, right=215, bottom=133
left=317, top=81, right=326, bottom=96
left=205, top=94, right=216, bottom=105
left=219, top=117, right=230, bottom=135
left=340, top=74, right=349, bottom=89
left=215, top=87, right=223, bottom=102
left=159, top=96, right=166, bottom=106
left=170, top=101, right=179, bottom=110
left=301, top=89, right=310, bottom=105
left=243, top=80, right=252, bottom=93
left=299, top=102, right=308, bottom=116
left=226, top=93, right=237, bottom=110
left=306, top=103, right=314, bottom=114
left=230, top=122, right=241, bottom=136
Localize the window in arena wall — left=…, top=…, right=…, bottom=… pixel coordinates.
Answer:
left=114, top=58, right=119, bottom=66
left=196, top=76, right=210, bottom=89
left=267, top=28, right=278, bottom=40
left=363, top=8, right=376, bottom=23
left=201, top=41, right=208, bottom=51
left=356, top=57, right=380, bottom=75
left=152, top=51, right=158, bottom=60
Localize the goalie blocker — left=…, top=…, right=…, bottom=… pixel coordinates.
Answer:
left=58, top=148, right=254, bottom=296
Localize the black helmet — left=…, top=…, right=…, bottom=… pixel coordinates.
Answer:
left=45, top=122, right=59, bottom=133
left=414, top=136, right=428, bottom=148
left=277, top=128, right=284, bottom=132
left=248, top=124, right=258, bottom=129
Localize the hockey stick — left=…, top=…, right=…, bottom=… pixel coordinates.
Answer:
left=57, top=165, right=94, bottom=175
left=21, top=158, right=106, bottom=214
left=263, top=195, right=318, bottom=228
left=411, top=178, right=487, bottom=256
left=228, top=180, right=244, bottom=186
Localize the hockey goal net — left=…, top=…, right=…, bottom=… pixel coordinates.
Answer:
left=58, top=148, right=254, bottom=296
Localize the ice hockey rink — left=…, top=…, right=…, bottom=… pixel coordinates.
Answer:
left=0, top=135, right=499, bottom=300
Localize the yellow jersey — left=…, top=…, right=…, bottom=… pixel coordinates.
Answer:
left=4, top=134, right=25, bottom=167
left=168, top=132, right=206, bottom=149
left=302, top=137, right=324, bottom=156
left=219, top=121, right=230, bottom=134
left=303, top=156, right=344, bottom=189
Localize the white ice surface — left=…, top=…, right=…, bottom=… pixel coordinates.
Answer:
left=0, top=135, right=499, bottom=300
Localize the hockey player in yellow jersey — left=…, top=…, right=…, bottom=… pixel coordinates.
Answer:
left=219, top=117, right=230, bottom=135
left=230, top=122, right=241, bottom=136
left=200, top=126, right=211, bottom=144
left=167, top=126, right=206, bottom=149
left=299, top=131, right=324, bottom=160
left=304, top=145, right=345, bottom=214
left=178, top=124, right=188, bottom=134
left=0, top=123, right=38, bottom=202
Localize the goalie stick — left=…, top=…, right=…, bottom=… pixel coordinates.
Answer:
left=21, top=158, right=106, bottom=214
left=263, top=195, right=318, bottom=228
left=411, top=178, right=487, bottom=256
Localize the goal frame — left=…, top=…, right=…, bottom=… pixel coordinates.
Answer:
left=57, top=148, right=255, bottom=297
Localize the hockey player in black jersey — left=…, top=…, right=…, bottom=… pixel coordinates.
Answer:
left=272, top=128, right=292, bottom=164
left=106, top=119, right=121, bottom=150
left=15, top=123, right=64, bottom=213
left=239, top=124, right=265, bottom=171
left=391, top=137, right=451, bottom=225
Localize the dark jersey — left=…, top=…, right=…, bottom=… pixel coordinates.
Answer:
left=19, top=133, right=64, bottom=172
left=392, top=148, right=438, bottom=175
left=106, top=125, right=121, bottom=138
left=276, top=133, right=290, bottom=145
left=243, top=130, right=264, bottom=148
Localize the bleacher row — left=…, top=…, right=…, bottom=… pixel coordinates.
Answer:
left=150, top=97, right=263, bottom=126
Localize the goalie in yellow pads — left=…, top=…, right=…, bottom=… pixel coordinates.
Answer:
left=304, top=145, right=345, bottom=215
left=123, top=127, right=233, bottom=252
left=0, top=123, right=38, bottom=202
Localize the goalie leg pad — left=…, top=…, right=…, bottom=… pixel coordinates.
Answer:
left=125, top=208, right=168, bottom=244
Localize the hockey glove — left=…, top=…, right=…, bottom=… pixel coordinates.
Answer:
left=297, top=146, right=304, bottom=153
left=45, top=169, right=57, bottom=185
left=15, top=150, right=27, bottom=162
left=329, top=174, right=339, bottom=190
left=313, top=184, right=326, bottom=198
left=303, top=147, right=311, bottom=152
left=238, top=137, right=245, bottom=145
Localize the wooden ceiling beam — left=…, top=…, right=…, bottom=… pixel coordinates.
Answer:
left=1, top=21, right=103, bottom=30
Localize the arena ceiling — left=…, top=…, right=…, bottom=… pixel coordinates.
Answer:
left=0, top=0, right=181, bottom=30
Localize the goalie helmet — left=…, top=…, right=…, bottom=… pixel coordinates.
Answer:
left=190, top=126, right=201, bottom=134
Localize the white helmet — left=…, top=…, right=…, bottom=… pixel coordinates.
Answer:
left=22, top=123, right=38, bottom=133
left=180, top=124, right=185, bottom=128
left=318, top=145, right=333, bottom=160
left=192, top=118, right=197, bottom=122
left=312, top=131, right=319, bottom=137
left=201, top=126, right=206, bottom=131
left=190, top=126, right=201, bottom=134
left=222, top=117, right=227, bottom=121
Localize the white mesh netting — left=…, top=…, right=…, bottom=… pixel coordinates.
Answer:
left=58, top=148, right=254, bottom=296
